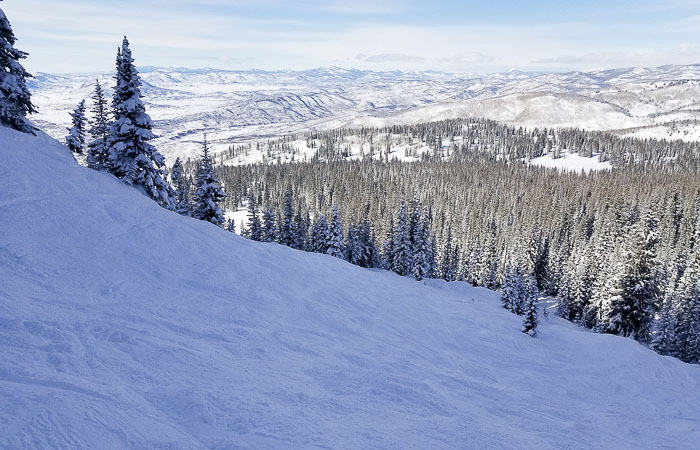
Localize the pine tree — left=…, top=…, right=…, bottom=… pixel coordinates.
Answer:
left=501, top=264, right=526, bottom=314
left=352, top=205, right=373, bottom=268
left=192, top=136, right=225, bottom=226
left=653, top=294, right=676, bottom=355
left=310, top=214, right=329, bottom=253
left=107, top=37, right=173, bottom=207
left=278, top=188, right=295, bottom=247
left=348, top=204, right=379, bottom=268
left=0, top=5, right=35, bottom=134
left=522, top=277, right=539, bottom=336
left=326, top=204, right=346, bottom=259
left=292, top=208, right=307, bottom=250
left=262, top=210, right=278, bottom=242
left=411, top=210, right=431, bottom=281
left=440, top=227, right=459, bottom=281
left=428, top=232, right=439, bottom=279
left=65, top=100, right=86, bottom=156
left=598, top=214, right=661, bottom=341
left=87, top=80, right=110, bottom=170
left=573, top=248, right=596, bottom=323
left=671, top=254, right=700, bottom=363
left=478, top=222, right=499, bottom=289
left=226, top=218, right=235, bottom=233
left=246, top=193, right=263, bottom=241
left=170, top=157, right=191, bottom=215
left=391, top=203, right=412, bottom=276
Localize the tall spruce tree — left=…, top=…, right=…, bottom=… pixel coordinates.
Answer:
left=246, top=193, right=263, bottom=241
left=292, top=208, right=307, bottom=250
left=262, top=210, right=278, bottom=242
left=440, top=227, right=459, bottom=282
left=310, top=214, right=329, bottom=253
left=671, top=254, right=700, bottom=363
left=279, top=189, right=295, bottom=247
left=326, top=204, right=346, bottom=259
left=598, top=213, right=661, bottom=341
left=65, top=100, right=86, bottom=156
left=0, top=4, right=35, bottom=134
left=411, top=209, right=431, bottom=281
left=192, top=136, right=226, bottom=226
left=170, top=157, right=191, bottom=215
left=522, top=277, right=539, bottom=336
left=653, top=294, right=677, bottom=355
left=502, top=264, right=526, bottom=315
left=87, top=80, right=110, bottom=170
left=107, top=37, right=173, bottom=207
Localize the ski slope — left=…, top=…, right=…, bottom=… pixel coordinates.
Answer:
left=1, top=126, right=700, bottom=449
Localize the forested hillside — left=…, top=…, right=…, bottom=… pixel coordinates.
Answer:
left=170, top=120, right=700, bottom=363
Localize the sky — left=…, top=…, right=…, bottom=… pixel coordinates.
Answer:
left=3, top=0, right=700, bottom=74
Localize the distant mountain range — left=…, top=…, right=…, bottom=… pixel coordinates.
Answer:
left=29, top=64, right=700, bottom=161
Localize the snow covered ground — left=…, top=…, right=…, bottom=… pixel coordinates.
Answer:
left=530, top=151, right=612, bottom=173
left=2, top=126, right=700, bottom=449
left=28, top=65, right=700, bottom=162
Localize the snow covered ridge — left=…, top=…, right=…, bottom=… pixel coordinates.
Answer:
left=2, top=127, right=700, bottom=449
left=29, top=64, right=700, bottom=160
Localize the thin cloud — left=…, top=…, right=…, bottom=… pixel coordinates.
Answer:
left=3, top=0, right=700, bottom=73
left=359, top=54, right=426, bottom=63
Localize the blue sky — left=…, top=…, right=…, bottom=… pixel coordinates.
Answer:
left=3, top=0, right=700, bottom=73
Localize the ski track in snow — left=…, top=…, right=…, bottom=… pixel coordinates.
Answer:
left=1, top=126, right=700, bottom=449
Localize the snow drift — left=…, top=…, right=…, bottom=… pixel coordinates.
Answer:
left=1, top=126, right=700, bottom=449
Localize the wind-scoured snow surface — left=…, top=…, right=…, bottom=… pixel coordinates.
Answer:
left=2, top=127, right=700, bottom=449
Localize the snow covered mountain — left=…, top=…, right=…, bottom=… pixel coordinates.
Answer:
left=2, top=126, right=700, bottom=449
left=29, top=64, right=700, bottom=161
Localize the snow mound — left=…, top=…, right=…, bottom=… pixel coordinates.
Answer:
left=1, top=126, right=699, bottom=449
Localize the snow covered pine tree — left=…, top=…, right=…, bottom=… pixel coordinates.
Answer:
left=246, top=193, right=263, bottom=241
left=326, top=204, right=346, bottom=259
left=107, top=37, right=173, bottom=207
left=597, top=213, right=660, bottom=341
left=501, top=264, right=526, bottom=315
left=65, top=100, right=86, bottom=156
left=87, top=81, right=110, bottom=170
left=278, top=189, right=295, bottom=247
left=522, top=276, right=539, bottom=336
left=262, top=210, right=278, bottom=242
left=192, top=136, right=226, bottom=227
left=0, top=2, right=36, bottom=134
left=170, top=157, right=191, bottom=216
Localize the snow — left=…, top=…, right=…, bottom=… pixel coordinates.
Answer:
left=2, top=125, right=700, bottom=449
left=529, top=151, right=612, bottom=173
left=27, top=65, right=700, bottom=162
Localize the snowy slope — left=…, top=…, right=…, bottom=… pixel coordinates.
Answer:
left=2, top=126, right=700, bottom=449
left=29, top=65, right=700, bottom=161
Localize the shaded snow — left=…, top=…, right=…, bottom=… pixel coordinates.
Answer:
left=1, top=126, right=700, bottom=449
